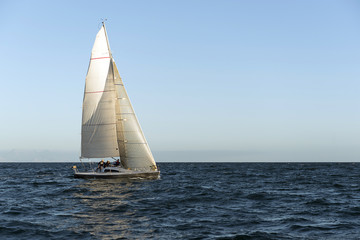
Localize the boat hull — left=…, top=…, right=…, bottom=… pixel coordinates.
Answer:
left=74, top=170, right=160, bottom=179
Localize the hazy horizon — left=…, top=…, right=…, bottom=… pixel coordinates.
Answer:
left=0, top=148, right=359, bottom=163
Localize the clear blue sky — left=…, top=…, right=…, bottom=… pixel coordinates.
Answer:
left=0, top=0, right=359, bottom=161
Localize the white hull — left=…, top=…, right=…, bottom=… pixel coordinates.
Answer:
left=74, top=167, right=160, bottom=179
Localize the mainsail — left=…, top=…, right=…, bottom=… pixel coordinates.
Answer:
left=81, top=23, right=156, bottom=171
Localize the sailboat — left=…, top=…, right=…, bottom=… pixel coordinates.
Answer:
left=73, top=22, right=160, bottom=179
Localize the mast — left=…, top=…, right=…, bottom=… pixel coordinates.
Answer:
left=101, top=22, right=128, bottom=166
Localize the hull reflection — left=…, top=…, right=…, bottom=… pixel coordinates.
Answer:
left=70, top=179, right=156, bottom=239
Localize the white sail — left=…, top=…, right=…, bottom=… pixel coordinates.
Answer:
left=112, top=61, right=156, bottom=170
left=81, top=26, right=118, bottom=158
left=81, top=24, right=157, bottom=171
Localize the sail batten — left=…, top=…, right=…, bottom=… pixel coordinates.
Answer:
left=81, top=24, right=157, bottom=171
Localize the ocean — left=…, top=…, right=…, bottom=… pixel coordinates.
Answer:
left=1, top=162, right=360, bottom=239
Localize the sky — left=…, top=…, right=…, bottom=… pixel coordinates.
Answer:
left=0, top=0, right=359, bottom=161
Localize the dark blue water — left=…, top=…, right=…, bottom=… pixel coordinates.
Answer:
left=1, top=162, right=360, bottom=239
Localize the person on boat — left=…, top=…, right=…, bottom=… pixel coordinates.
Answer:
left=105, top=160, right=111, bottom=168
left=97, top=159, right=105, bottom=172
left=114, top=159, right=120, bottom=166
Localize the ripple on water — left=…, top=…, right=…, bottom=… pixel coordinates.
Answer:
left=1, top=162, right=360, bottom=239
